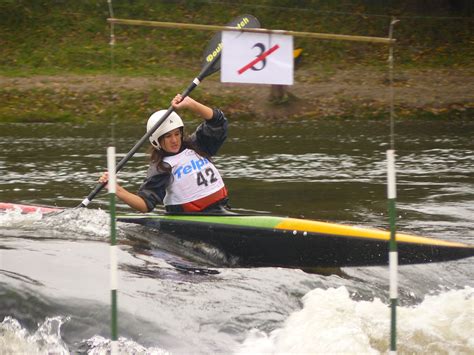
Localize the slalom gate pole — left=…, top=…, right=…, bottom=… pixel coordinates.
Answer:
left=107, top=146, right=119, bottom=355
left=106, top=2, right=118, bottom=353
left=387, top=149, right=397, bottom=354
left=387, top=17, right=399, bottom=355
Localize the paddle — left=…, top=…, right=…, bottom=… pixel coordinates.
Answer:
left=78, top=14, right=260, bottom=208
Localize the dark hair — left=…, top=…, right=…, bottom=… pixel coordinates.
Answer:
left=148, top=135, right=212, bottom=174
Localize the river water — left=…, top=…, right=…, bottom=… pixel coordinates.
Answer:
left=1, top=118, right=473, bottom=354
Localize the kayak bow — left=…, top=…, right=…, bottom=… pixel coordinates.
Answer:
left=117, top=213, right=474, bottom=268
left=0, top=202, right=62, bottom=214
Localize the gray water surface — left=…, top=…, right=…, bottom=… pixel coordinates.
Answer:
left=1, top=118, right=473, bottom=354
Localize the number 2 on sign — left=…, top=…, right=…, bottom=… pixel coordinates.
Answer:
left=197, top=167, right=218, bottom=187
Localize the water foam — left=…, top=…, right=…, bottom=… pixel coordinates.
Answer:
left=39, top=208, right=111, bottom=240
left=83, top=335, right=170, bottom=355
left=0, top=207, right=111, bottom=240
left=0, top=206, right=44, bottom=226
left=0, top=316, right=70, bottom=354
left=236, top=286, right=474, bottom=354
left=0, top=316, right=170, bottom=354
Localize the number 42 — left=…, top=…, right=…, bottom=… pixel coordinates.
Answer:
left=197, top=167, right=218, bottom=186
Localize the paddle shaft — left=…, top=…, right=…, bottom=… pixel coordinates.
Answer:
left=78, top=58, right=218, bottom=208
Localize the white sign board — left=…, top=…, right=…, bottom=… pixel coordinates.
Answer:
left=221, top=31, right=293, bottom=85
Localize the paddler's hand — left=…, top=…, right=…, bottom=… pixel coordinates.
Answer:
left=98, top=172, right=109, bottom=187
left=99, top=171, right=124, bottom=192
left=98, top=172, right=147, bottom=212
left=171, top=94, right=213, bottom=120
left=171, top=94, right=194, bottom=110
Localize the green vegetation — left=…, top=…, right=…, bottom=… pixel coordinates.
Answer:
left=0, top=0, right=473, bottom=122
left=0, top=83, right=238, bottom=123
left=1, top=0, right=473, bottom=75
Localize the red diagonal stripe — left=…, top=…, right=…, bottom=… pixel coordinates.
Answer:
left=237, top=44, right=280, bottom=75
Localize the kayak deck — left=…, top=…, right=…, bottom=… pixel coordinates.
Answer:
left=118, top=213, right=474, bottom=268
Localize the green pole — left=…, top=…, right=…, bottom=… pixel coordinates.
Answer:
left=107, top=2, right=118, bottom=353
left=387, top=17, right=399, bottom=355
left=107, top=146, right=118, bottom=355
left=387, top=150, right=398, bottom=354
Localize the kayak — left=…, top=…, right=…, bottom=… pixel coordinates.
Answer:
left=2, top=202, right=473, bottom=269
left=117, top=212, right=474, bottom=269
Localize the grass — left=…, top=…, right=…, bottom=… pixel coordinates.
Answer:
left=0, top=1, right=472, bottom=122
left=0, top=81, right=240, bottom=123
left=1, top=0, right=472, bottom=76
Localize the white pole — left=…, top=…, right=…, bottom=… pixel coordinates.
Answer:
left=107, top=146, right=118, bottom=355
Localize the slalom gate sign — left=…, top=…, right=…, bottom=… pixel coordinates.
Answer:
left=221, top=31, right=293, bottom=85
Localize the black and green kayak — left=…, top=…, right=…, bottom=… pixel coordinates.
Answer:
left=117, top=212, right=474, bottom=269
left=1, top=203, right=472, bottom=269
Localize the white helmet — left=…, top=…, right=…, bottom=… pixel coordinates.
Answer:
left=147, top=110, right=184, bottom=149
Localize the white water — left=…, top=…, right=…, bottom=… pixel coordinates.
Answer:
left=0, top=316, right=70, bottom=354
left=237, top=287, right=474, bottom=354
left=1, top=210, right=473, bottom=354
left=1, top=119, right=473, bottom=354
left=0, top=316, right=170, bottom=355
left=0, top=207, right=111, bottom=240
left=2, top=287, right=473, bottom=354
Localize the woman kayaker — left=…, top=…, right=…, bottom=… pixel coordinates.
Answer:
left=99, top=94, right=229, bottom=213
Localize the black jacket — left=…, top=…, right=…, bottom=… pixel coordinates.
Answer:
left=137, top=108, right=228, bottom=212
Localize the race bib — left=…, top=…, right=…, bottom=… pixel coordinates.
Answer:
left=163, top=149, right=225, bottom=206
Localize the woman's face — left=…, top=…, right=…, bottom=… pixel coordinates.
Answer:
left=159, top=128, right=182, bottom=154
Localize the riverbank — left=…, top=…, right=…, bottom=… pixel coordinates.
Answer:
left=1, top=66, right=473, bottom=123
left=2, top=2, right=473, bottom=122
